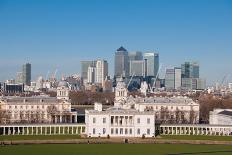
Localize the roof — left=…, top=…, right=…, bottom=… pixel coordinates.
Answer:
left=218, top=110, right=232, bottom=116
left=117, top=46, right=127, bottom=52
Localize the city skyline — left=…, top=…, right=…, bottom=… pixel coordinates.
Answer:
left=0, top=0, right=232, bottom=85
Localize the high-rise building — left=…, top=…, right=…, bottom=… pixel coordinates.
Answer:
left=174, top=67, right=182, bottom=90
left=22, top=63, right=31, bottom=86
left=128, top=51, right=143, bottom=61
left=181, top=62, right=199, bottom=78
left=129, top=60, right=144, bottom=76
left=87, top=66, right=96, bottom=84
left=16, top=72, right=23, bottom=84
left=114, top=46, right=129, bottom=78
left=165, top=68, right=175, bottom=90
left=143, top=52, right=159, bottom=77
left=81, top=61, right=96, bottom=80
left=95, top=59, right=108, bottom=85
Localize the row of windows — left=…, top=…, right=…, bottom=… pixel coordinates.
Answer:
left=137, top=118, right=150, bottom=124
left=93, top=117, right=151, bottom=124
left=93, top=117, right=106, bottom=124
left=92, top=128, right=151, bottom=135
left=147, top=106, right=185, bottom=110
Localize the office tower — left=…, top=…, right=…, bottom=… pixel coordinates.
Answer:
left=22, top=63, right=31, bottom=86
left=181, top=62, right=199, bottom=78
left=143, top=52, right=159, bottom=77
left=130, top=60, right=144, bottom=76
left=174, top=67, right=182, bottom=90
left=81, top=61, right=96, bottom=80
left=114, top=46, right=129, bottom=78
left=128, top=51, right=143, bottom=61
left=87, top=66, right=96, bottom=84
left=16, top=72, right=23, bottom=84
left=95, top=59, right=108, bottom=85
left=165, top=68, right=175, bottom=90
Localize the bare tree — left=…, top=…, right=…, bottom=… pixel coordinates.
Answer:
left=47, top=105, right=58, bottom=123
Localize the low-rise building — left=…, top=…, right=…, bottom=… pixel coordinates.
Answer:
left=0, top=81, right=77, bottom=124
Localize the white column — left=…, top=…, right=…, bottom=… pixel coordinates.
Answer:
left=54, top=126, right=56, bottom=135
left=63, top=126, right=65, bottom=134
left=58, top=126, right=60, bottom=135
left=40, top=126, right=42, bottom=135
left=50, top=126, right=51, bottom=135
left=27, top=127, right=29, bottom=135
left=71, top=126, right=73, bottom=134
left=3, top=127, right=5, bottom=135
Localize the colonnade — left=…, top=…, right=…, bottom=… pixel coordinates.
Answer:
left=158, top=124, right=232, bottom=136
left=0, top=124, right=85, bottom=135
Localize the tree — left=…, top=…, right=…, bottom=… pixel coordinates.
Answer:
left=47, top=105, right=58, bottom=123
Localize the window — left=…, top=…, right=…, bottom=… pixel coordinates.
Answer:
left=129, top=128, right=132, bottom=135
left=147, top=118, right=150, bottom=124
left=9, top=106, right=11, bottom=109
left=103, top=117, right=106, bottom=123
left=111, top=128, right=114, bottom=134
left=147, top=129, right=150, bottom=135
left=20, top=106, right=23, bottom=109
left=137, top=128, right=140, bottom=135
left=120, top=128, right=123, bottom=134
left=93, top=128, right=95, bottom=134
left=115, top=128, right=118, bottom=134
left=15, top=105, right=17, bottom=109
left=125, top=128, right=128, bottom=134
left=93, top=117, right=96, bottom=123
left=111, top=116, right=114, bottom=124
left=103, top=128, right=106, bottom=134
left=137, top=118, right=140, bottom=124
left=31, top=106, right=34, bottom=109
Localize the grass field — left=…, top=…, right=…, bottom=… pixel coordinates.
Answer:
left=0, top=144, right=232, bottom=155
left=161, top=135, right=232, bottom=141
left=0, top=135, right=81, bottom=140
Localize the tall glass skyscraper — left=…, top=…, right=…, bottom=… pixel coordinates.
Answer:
left=181, top=62, right=199, bottom=78
left=143, top=52, right=159, bottom=77
left=114, top=46, right=129, bottom=78
left=22, top=63, right=31, bottom=86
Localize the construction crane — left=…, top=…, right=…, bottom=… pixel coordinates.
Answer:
left=127, top=72, right=135, bottom=89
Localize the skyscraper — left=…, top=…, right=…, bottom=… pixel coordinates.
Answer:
left=22, top=63, right=31, bottom=86
left=181, top=62, right=199, bottom=78
left=87, top=66, right=96, bottom=84
left=165, top=68, right=175, bottom=90
left=81, top=60, right=96, bottom=80
left=95, top=59, right=108, bottom=85
left=114, top=46, right=129, bottom=78
left=143, top=52, right=159, bottom=77
left=174, top=67, right=182, bottom=90
left=130, top=60, right=144, bottom=76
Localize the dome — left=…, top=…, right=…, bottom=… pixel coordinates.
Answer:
left=58, top=81, right=69, bottom=88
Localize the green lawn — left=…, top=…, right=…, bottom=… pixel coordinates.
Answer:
left=0, top=144, right=232, bottom=155
left=0, top=135, right=81, bottom=140
left=161, top=135, right=232, bottom=141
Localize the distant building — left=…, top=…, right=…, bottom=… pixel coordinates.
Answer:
left=181, top=62, right=199, bottom=78
left=0, top=81, right=77, bottom=124
left=182, top=78, right=205, bottom=90
left=114, top=46, right=129, bottom=78
left=128, top=51, right=143, bottom=61
left=174, top=67, right=182, bottom=90
left=22, top=63, right=31, bottom=86
left=129, top=60, right=144, bottom=77
left=16, top=72, right=23, bottom=84
left=210, top=109, right=232, bottom=125
left=95, top=59, right=108, bottom=85
left=143, top=52, right=159, bottom=77
left=81, top=60, right=96, bottom=82
left=87, top=66, right=96, bottom=84
left=102, top=77, right=113, bottom=92
left=3, top=83, right=24, bottom=94
left=165, top=68, right=175, bottom=90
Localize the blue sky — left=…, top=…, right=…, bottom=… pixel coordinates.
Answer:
left=0, top=0, right=232, bottom=85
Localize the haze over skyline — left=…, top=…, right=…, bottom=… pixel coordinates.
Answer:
left=0, top=0, right=232, bottom=85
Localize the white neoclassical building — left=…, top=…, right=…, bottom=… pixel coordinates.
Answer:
left=85, top=77, right=155, bottom=137
left=0, top=81, right=77, bottom=124
left=209, top=109, right=232, bottom=125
